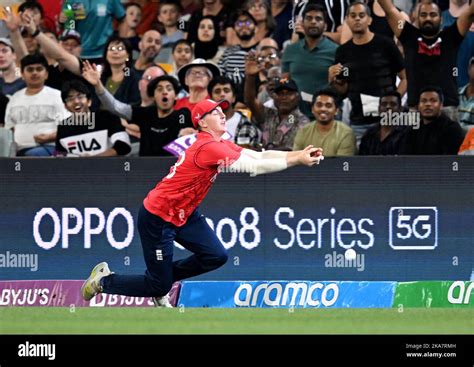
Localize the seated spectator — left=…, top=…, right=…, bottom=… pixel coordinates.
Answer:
left=157, top=0, right=185, bottom=63
left=401, top=86, right=465, bottom=154
left=458, top=57, right=474, bottom=130
left=187, top=0, right=230, bottom=46
left=100, top=36, right=140, bottom=105
left=293, top=89, right=356, bottom=156
left=4, top=54, right=69, bottom=156
left=193, top=16, right=225, bottom=64
left=134, top=30, right=162, bottom=75
left=117, top=2, right=142, bottom=53
left=245, top=54, right=309, bottom=150
left=56, top=80, right=131, bottom=157
left=359, top=92, right=407, bottom=155
left=170, top=39, right=194, bottom=77
left=83, top=62, right=193, bottom=156
left=175, top=58, right=220, bottom=112
left=208, top=76, right=261, bottom=148
left=458, top=127, right=474, bottom=155
left=0, top=37, right=25, bottom=96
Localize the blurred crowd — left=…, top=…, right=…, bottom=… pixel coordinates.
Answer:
left=0, top=0, right=473, bottom=157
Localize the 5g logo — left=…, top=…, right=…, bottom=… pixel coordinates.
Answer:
left=388, top=207, right=438, bottom=250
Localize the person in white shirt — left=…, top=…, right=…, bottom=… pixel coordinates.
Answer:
left=4, top=54, right=70, bottom=156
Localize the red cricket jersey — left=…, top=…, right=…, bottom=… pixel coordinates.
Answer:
left=143, top=132, right=243, bottom=226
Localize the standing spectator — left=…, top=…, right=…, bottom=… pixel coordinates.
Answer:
left=4, top=54, right=70, bottom=156
left=282, top=4, right=338, bottom=119
left=359, top=91, right=407, bottom=155
left=458, top=57, right=474, bottom=129
left=134, top=30, right=162, bottom=75
left=245, top=53, right=309, bottom=150
left=186, top=0, right=231, bottom=46
left=59, top=0, right=125, bottom=63
left=401, top=87, right=465, bottom=154
left=56, top=80, right=131, bottom=157
left=156, top=0, right=186, bottom=65
left=117, top=2, right=142, bottom=53
left=175, top=58, right=220, bottom=112
left=442, top=0, right=474, bottom=88
left=329, top=1, right=406, bottom=142
left=135, top=0, right=159, bottom=36
left=378, top=0, right=474, bottom=121
left=293, top=89, right=356, bottom=156
left=218, top=11, right=258, bottom=93
left=208, top=76, right=261, bottom=147
left=0, top=37, right=25, bottom=96
left=271, top=0, right=293, bottom=49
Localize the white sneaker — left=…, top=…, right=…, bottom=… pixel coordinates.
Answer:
left=81, top=262, right=112, bottom=301
left=153, top=294, right=173, bottom=308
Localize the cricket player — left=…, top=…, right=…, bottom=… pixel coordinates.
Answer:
left=81, top=99, right=324, bottom=307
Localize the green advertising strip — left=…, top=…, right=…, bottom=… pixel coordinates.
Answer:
left=393, top=281, right=473, bottom=308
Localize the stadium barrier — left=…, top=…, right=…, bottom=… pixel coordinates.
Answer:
left=0, top=157, right=473, bottom=283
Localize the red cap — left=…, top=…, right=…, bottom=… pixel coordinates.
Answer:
left=191, top=99, right=230, bottom=128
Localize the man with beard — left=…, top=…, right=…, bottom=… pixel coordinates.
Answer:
left=401, top=86, right=465, bottom=154
left=293, top=89, right=356, bottom=156
left=282, top=4, right=337, bottom=119
left=82, top=61, right=193, bottom=156
left=329, top=1, right=406, bottom=143
left=378, top=0, right=474, bottom=121
left=134, top=30, right=162, bottom=75
left=218, top=11, right=259, bottom=93
left=56, top=80, right=131, bottom=157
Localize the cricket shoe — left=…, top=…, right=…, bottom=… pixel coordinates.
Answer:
left=81, top=262, right=112, bottom=301
left=153, top=294, right=173, bottom=308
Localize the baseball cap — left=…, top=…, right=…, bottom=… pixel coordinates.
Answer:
left=0, top=37, right=14, bottom=51
left=60, top=29, right=81, bottom=44
left=273, top=78, right=298, bottom=93
left=191, top=99, right=230, bottom=128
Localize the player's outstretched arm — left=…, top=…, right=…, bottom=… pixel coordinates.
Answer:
left=230, top=146, right=324, bottom=176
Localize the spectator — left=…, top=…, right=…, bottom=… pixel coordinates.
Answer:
left=329, top=1, right=406, bottom=142
left=0, top=91, right=8, bottom=126
left=100, top=36, right=140, bottom=106
left=0, top=37, right=25, bottom=96
left=19, top=0, right=44, bottom=28
left=442, top=0, right=474, bottom=88
left=458, top=57, right=474, bottom=129
left=359, top=91, right=407, bottom=155
left=134, top=30, right=162, bottom=74
left=56, top=80, right=131, bottom=157
left=245, top=54, right=309, bottom=150
left=218, top=11, right=259, bottom=93
left=175, top=58, right=220, bottom=112
left=158, top=0, right=185, bottom=48
left=282, top=4, right=337, bottom=119
left=293, top=89, right=356, bottom=156
left=378, top=0, right=474, bottom=122
left=292, top=0, right=350, bottom=44
left=458, top=127, right=474, bottom=154
left=193, top=16, right=224, bottom=63
left=170, top=39, right=194, bottom=77
left=253, top=39, right=281, bottom=96
left=257, top=65, right=282, bottom=105
left=59, top=0, right=125, bottom=63
left=208, top=76, right=261, bottom=148
left=135, top=0, right=160, bottom=36
left=271, top=0, right=293, bottom=49
left=4, top=54, right=69, bottom=156
left=401, top=86, right=465, bottom=154
left=83, top=61, right=193, bottom=156
left=117, top=2, right=142, bottom=53
left=187, top=0, right=231, bottom=46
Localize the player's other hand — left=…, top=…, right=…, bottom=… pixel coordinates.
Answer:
left=299, top=145, right=324, bottom=166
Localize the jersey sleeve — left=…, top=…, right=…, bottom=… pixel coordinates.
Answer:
left=195, top=140, right=242, bottom=169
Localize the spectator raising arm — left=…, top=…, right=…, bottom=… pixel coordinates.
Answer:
left=457, top=0, right=474, bottom=36
left=244, top=51, right=265, bottom=125
left=1, top=6, right=28, bottom=60
left=21, top=12, right=81, bottom=76
left=82, top=61, right=132, bottom=121
left=377, top=0, right=407, bottom=38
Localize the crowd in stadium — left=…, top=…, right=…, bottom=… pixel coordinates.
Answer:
left=0, top=0, right=473, bottom=157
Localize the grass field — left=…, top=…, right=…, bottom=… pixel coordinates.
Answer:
left=0, top=308, right=472, bottom=334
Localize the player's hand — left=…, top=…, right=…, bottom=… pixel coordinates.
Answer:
left=299, top=145, right=324, bottom=166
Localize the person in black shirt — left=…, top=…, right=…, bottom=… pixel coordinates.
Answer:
left=56, top=81, right=131, bottom=157
left=359, top=91, right=406, bottom=155
left=378, top=0, right=474, bottom=121
left=401, top=86, right=465, bottom=155
left=82, top=60, right=194, bottom=156
left=329, top=1, right=406, bottom=142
